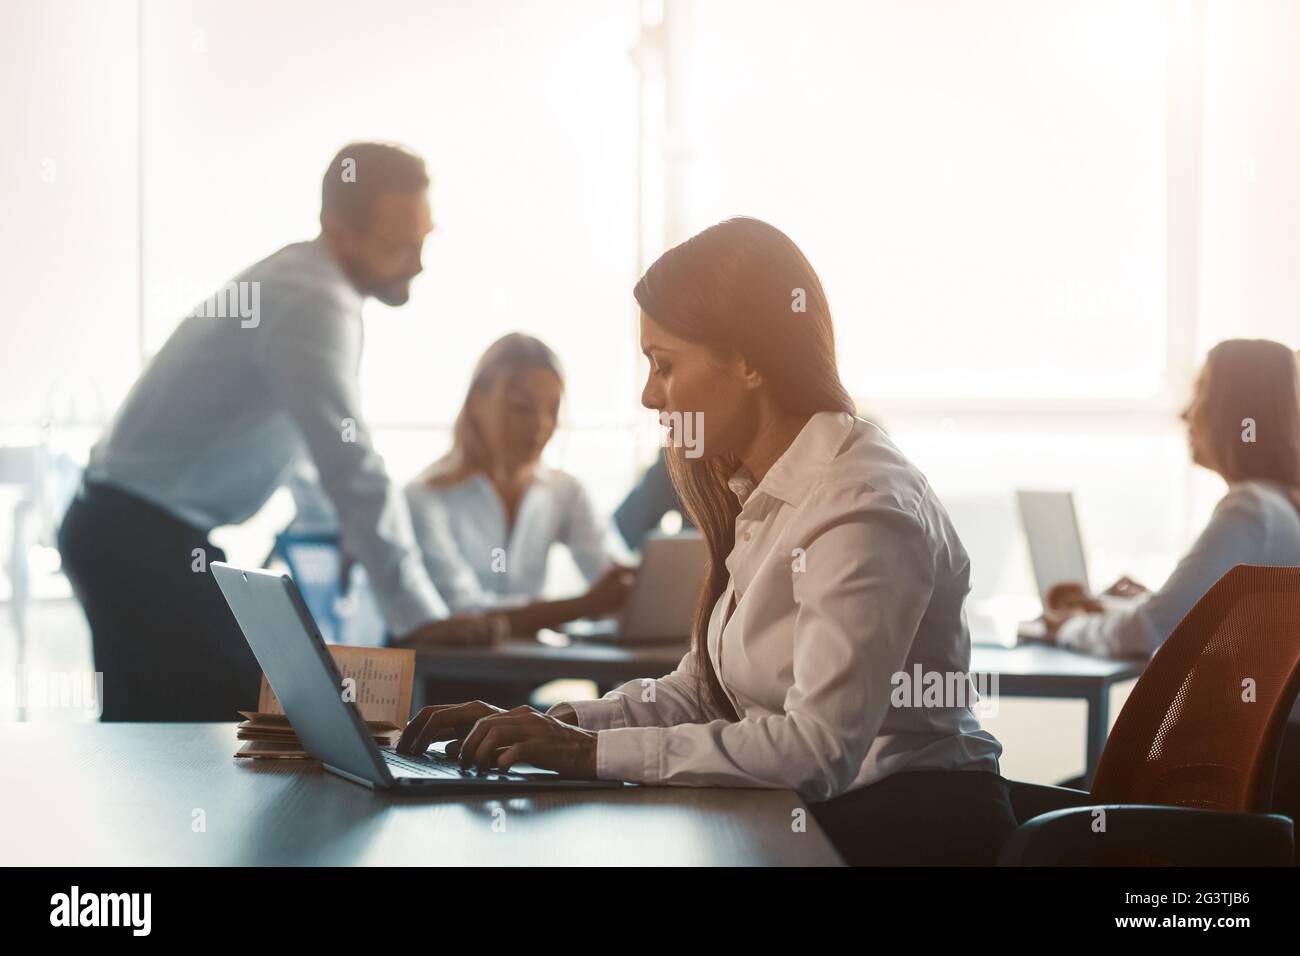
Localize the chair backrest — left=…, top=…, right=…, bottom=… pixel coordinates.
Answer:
left=1091, top=564, right=1300, bottom=813
left=271, top=532, right=344, bottom=643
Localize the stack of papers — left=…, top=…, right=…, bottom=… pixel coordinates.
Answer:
left=234, top=711, right=403, bottom=758
left=234, top=645, right=416, bottom=760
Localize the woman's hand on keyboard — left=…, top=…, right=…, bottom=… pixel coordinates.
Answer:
left=398, top=700, right=507, bottom=755
left=397, top=700, right=598, bottom=777
left=451, top=705, right=598, bottom=777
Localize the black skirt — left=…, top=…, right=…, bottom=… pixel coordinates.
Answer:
left=810, top=769, right=1017, bottom=866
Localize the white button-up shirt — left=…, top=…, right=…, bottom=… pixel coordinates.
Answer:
left=405, top=470, right=616, bottom=614
left=565, top=411, right=1002, bottom=802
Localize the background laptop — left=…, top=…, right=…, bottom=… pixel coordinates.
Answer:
left=1015, top=489, right=1138, bottom=642
left=1016, top=489, right=1092, bottom=603
left=211, top=561, right=624, bottom=792
left=563, top=532, right=707, bottom=643
left=1013, top=490, right=1092, bottom=642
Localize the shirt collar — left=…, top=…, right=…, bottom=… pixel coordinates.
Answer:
left=727, top=410, right=856, bottom=508
left=306, top=236, right=365, bottom=312
left=467, top=466, right=555, bottom=495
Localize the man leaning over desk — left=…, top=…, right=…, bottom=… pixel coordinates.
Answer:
left=58, top=142, right=479, bottom=722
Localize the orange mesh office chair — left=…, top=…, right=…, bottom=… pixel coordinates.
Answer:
left=1000, top=565, right=1300, bottom=866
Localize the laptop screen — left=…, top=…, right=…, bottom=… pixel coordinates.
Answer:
left=1016, top=490, right=1091, bottom=603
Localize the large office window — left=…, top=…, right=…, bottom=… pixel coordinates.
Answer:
left=137, top=0, right=646, bottom=556
left=141, top=0, right=642, bottom=432
left=643, top=0, right=1178, bottom=616
left=672, top=0, right=1170, bottom=403
left=1197, top=0, right=1300, bottom=352
left=4, top=0, right=1298, bottom=593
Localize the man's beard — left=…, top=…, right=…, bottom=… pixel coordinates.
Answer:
left=370, top=277, right=413, bottom=307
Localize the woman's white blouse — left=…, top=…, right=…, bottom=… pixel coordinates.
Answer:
left=1058, top=480, right=1300, bottom=659
left=404, top=469, right=615, bottom=614
left=564, top=411, right=1003, bottom=802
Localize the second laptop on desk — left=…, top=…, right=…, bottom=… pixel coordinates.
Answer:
left=1009, top=489, right=1142, bottom=644
left=563, top=532, right=707, bottom=644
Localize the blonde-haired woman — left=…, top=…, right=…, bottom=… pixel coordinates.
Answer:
left=400, top=333, right=634, bottom=644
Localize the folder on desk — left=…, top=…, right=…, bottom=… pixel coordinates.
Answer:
left=234, top=644, right=415, bottom=759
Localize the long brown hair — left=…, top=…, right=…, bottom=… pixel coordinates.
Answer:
left=1200, top=339, right=1300, bottom=514
left=416, top=332, right=564, bottom=488
left=633, top=217, right=855, bottom=719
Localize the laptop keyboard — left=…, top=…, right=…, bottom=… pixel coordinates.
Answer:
left=381, top=747, right=526, bottom=781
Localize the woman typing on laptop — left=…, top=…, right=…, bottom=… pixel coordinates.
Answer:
left=1039, top=339, right=1300, bottom=656
left=1036, top=340, right=1300, bottom=857
left=398, top=217, right=1016, bottom=865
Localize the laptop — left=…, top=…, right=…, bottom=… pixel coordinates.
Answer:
left=1015, top=489, right=1138, bottom=641
left=210, top=561, right=625, bottom=792
left=563, top=532, right=708, bottom=643
left=1016, top=490, right=1092, bottom=603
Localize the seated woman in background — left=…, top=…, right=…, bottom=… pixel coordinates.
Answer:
left=398, top=217, right=1015, bottom=865
left=1042, top=338, right=1300, bottom=656
left=1043, top=339, right=1300, bottom=856
left=402, top=333, right=634, bottom=643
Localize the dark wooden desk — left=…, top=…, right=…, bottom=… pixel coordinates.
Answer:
left=972, top=644, right=1144, bottom=784
left=417, top=637, right=1144, bottom=785
left=0, top=723, right=842, bottom=866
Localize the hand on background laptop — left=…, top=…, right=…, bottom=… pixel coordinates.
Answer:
left=396, top=700, right=598, bottom=777
left=1039, top=576, right=1150, bottom=640
left=1039, top=582, right=1100, bottom=641
left=577, top=563, right=637, bottom=618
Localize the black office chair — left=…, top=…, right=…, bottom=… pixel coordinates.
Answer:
left=1000, top=565, right=1300, bottom=866
left=264, top=531, right=351, bottom=642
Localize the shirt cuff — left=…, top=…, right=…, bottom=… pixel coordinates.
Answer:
left=596, top=726, right=662, bottom=783
left=474, top=592, right=532, bottom=612
left=566, top=697, right=627, bottom=731
left=377, top=571, right=449, bottom=637
left=1055, top=614, right=1091, bottom=651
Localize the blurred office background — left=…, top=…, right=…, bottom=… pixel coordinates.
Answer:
left=2, top=0, right=1298, bottom=782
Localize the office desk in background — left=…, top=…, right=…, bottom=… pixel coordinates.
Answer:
left=417, top=638, right=1144, bottom=785
left=974, top=644, right=1144, bottom=785
left=0, top=723, right=842, bottom=866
